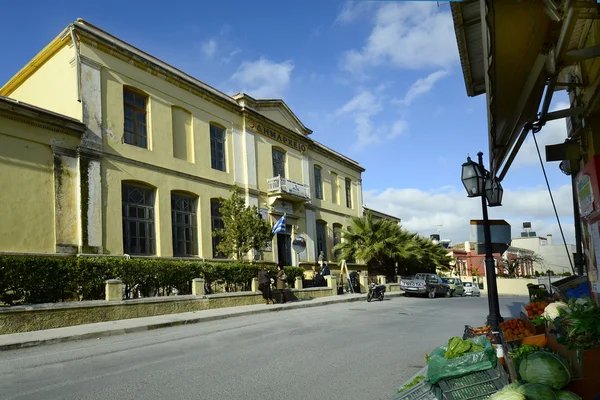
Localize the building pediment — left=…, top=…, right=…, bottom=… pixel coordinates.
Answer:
left=233, top=93, right=311, bottom=137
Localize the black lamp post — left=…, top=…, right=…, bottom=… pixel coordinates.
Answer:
left=461, top=152, right=504, bottom=331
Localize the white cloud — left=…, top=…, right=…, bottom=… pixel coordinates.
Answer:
left=363, top=184, right=575, bottom=245
left=230, top=58, right=294, bottom=98
left=334, top=1, right=378, bottom=25
left=201, top=39, right=217, bottom=59
left=335, top=91, right=408, bottom=149
left=221, top=48, right=241, bottom=64
left=341, top=2, right=458, bottom=74
left=393, top=69, right=449, bottom=106
left=513, top=101, right=570, bottom=168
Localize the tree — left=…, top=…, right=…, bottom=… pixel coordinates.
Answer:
left=332, top=212, right=453, bottom=278
left=505, top=252, right=544, bottom=277
left=333, top=211, right=415, bottom=277
left=214, top=187, right=272, bottom=261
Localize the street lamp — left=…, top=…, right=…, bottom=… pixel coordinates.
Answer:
left=461, top=152, right=504, bottom=331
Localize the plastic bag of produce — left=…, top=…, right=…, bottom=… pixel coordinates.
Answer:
left=518, top=351, right=571, bottom=390
left=427, top=336, right=497, bottom=384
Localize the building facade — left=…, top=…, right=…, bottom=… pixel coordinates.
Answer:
left=0, top=19, right=366, bottom=266
left=511, top=234, right=576, bottom=275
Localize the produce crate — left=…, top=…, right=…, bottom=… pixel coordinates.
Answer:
left=437, top=365, right=509, bottom=400
left=392, top=379, right=441, bottom=400
left=462, top=325, right=499, bottom=344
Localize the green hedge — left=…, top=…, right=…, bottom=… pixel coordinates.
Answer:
left=0, top=256, right=305, bottom=305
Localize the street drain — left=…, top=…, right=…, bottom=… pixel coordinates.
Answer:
left=398, top=312, right=411, bottom=315
left=348, top=308, right=367, bottom=311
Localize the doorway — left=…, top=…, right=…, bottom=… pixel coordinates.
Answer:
left=277, top=225, right=292, bottom=266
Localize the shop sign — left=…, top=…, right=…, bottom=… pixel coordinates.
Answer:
left=247, top=120, right=307, bottom=152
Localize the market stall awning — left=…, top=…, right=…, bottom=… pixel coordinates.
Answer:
left=451, top=0, right=598, bottom=179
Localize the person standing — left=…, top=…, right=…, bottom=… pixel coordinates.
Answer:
left=258, top=266, right=274, bottom=304
left=276, top=264, right=287, bottom=304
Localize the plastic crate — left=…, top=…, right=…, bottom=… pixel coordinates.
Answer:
left=392, top=379, right=441, bottom=400
left=437, top=366, right=509, bottom=400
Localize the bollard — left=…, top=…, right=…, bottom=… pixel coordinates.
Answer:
left=105, top=279, right=123, bottom=301
left=359, top=275, right=369, bottom=294
left=192, top=278, right=205, bottom=296
left=251, top=277, right=259, bottom=292
left=295, top=276, right=303, bottom=290
left=327, top=275, right=338, bottom=295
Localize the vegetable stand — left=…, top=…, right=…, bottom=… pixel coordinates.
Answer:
left=393, top=296, right=600, bottom=399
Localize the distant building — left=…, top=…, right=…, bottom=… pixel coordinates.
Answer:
left=447, top=242, right=534, bottom=278
left=510, top=223, right=575, bottom=275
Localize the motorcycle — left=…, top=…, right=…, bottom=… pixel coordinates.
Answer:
left=367, top=283, right=386, bottom=302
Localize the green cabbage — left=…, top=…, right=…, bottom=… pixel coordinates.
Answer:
left=519, top=351, right=571, bottom=390
left=489, top=386, right=526, bottom=400
left=516, top=383, right=557, bottom=400
left=556, top=391, right=582, bottom=400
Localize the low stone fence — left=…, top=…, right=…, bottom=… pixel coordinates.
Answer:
left=0, top=277, right=339, bottom=335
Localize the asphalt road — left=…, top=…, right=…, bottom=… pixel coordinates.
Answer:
left=0, top=295, right=527, bottom=400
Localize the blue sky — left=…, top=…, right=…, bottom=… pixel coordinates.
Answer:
left=0, top=1, right=576, bottom=244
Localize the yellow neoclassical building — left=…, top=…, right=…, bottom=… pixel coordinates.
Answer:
left=0, top=19, right=372, bottom=266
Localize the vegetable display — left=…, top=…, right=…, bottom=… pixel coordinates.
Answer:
left=444, top=336, right=484, bottom=359
left=518, top=351, right=571, bottom=390
left=525, top=302, right=550, bottom=319
left=554, top=297, right=600, bottom=350
left=500, top=319, right=534, bottom=342
left=542, top=302, right=569, bottom=322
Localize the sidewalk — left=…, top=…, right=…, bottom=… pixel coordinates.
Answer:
left=0, top=292, right=404, bottom=351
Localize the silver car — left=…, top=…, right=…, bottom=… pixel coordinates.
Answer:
left=463, top=281, right=481, bottom=297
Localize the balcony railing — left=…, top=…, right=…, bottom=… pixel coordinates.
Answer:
left=267, top=176, right=311, bottom=200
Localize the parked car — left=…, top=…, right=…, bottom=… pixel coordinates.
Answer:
left=441, top=277, right=466, bottom=297
left=463, top=281, right=481, bottom=297
left=400, top=273, right=450, bottom=298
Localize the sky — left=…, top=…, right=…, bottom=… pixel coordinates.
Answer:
left=0, top=0, right=577, bottom=245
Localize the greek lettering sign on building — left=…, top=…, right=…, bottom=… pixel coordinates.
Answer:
left=247, top=120, right=307, bottom=152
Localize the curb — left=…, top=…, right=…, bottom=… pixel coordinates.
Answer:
left=0, top=292, right=404, bottom=351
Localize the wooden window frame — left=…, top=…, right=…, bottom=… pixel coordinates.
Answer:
left=171, top=192, right=198, bottom=257
left=345, top=178, right=352, bottom=208
left=210, top=123, right=226, bottom=172
left=272, top=147, right=287, bottom=179
left=122, top=183, right=156, bottom=255
left=123, top=87, right=148, bottom=148
left=314, top=165, right=323, bottom=200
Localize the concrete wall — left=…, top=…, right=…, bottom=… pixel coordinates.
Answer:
left=479, top=278, right=539, bottom=296
left=0, top=287, right=334, bottom=334
left=0, top=115, right=82, bottom=253
left=7, top=43, right=81, bottom=121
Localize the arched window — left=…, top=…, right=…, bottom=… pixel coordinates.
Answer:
left=171, top=191, right=198, bottom=256
left=122, top=182, right=155, bottom=255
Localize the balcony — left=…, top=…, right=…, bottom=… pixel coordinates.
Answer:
left=267, top=176, right=311, bottom=202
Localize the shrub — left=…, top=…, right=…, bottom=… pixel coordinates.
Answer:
left=0, top=255, right=294, bottom=304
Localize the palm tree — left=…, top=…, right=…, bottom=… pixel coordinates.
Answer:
left=333, top=212, right=418, bottom=278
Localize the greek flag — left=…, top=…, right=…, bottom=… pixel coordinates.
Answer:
left=272, top=213, right=286, bottom=235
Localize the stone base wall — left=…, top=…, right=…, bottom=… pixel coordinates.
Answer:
left=0, top=287, right=335, bottom=335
